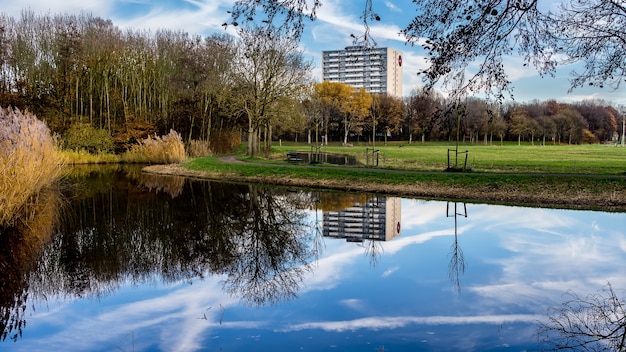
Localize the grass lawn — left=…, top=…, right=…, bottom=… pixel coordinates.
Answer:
left=267, top=141, right=626, bottom=175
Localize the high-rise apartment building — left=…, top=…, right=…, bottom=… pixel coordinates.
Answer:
left=322, top=46, right=403, bottom=98
left=322, top=197, right=401, bottom=242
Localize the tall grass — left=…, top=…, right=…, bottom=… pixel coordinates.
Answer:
left=0, top=108, right=63, bottom=227
left=60, top=149, right=121, bottom=164
left=122, top=129, right=186, bottom=164
left=187, top=139, right=212, bottom=157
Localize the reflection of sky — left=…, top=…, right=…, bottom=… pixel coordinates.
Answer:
left=6, top=199, right=626, bottom=351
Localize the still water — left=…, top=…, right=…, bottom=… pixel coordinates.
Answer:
left=1, top=166, right=625, bottom=351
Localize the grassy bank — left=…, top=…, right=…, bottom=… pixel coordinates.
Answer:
left=140, top=143, right=626, bottom=211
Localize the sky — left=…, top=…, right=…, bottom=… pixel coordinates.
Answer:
left=3, top=0, right=624, bottom=107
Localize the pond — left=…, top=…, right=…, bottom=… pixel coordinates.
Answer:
left=1, top=165, right=625, bottom=351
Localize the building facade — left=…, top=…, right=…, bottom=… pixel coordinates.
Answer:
left=322, top=46, right=403, bottom=98
left=322, top=197, right=401, bottom=242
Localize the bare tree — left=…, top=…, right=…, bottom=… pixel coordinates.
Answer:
left=231, top=26, right=312, bottom=157
left=537, top=283, right=626, bottom=352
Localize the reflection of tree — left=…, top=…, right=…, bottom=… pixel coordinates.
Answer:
left=536, top=283, right=626, bottom=352
left=446, top=202, right=467, bottom=293
left=1, top=169, right=318, bottom=342
left=316, top=192, right=368, bottom=212
left=219, top=185, right=313, bottom=306
left=362, top=238, right=383, bottom=267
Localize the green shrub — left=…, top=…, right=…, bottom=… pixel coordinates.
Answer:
left=63, top=122, right=114, bottom=154
left=0, top=107, right=63, bottom=227
left=122, top=129, right=186, bottom=164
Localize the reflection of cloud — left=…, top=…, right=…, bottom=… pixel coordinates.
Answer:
left=304, top=228, right=457, bottom=292
left=280, top=314, right=543, bottom=332
left=400, top=199, right=443, bottom=227
left=465, top=204, right=626, bottom=311
left=25, top=277, right=241, bottom=352
left=340, top=298, right=363, bottom=311
left=382, top=266, right=399, bottom=277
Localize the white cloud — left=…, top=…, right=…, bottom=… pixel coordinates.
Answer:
left=280, top=314, right=544, bottom=332
left=1, top=0, right=113, bottom=17
left=384, top=1, right=401, bottom=13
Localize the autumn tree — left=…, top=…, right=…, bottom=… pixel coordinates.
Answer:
left=552, top=106, right=588, bottom=144
left=344, top=87, right=372, bottom=145
left=405, top=88, right=443, bottom=143
left=231, top=26, right=312, bottom=157
left=369, top=94, right=404, bottom=145
left=574, top=100, right=618, bottom=142
left=464, top=97, right=491, bottom=144
left=312, top=81, right=352, bottom=144
left=301, top=93, right=323, bottom=145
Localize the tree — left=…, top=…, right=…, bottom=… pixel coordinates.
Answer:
left=370, top=94, right=404, bottom=145
left=405, top=88, right=443, bottom=143
left=229, top=1, right=625, bottom=100
left=465, top=97, right=490, bottom=143
left=343, top=87, right=372, bottom=145
left=313, top=81, right=352, bottom=144
left=537, top=283, right=626, bottom=352
left=403, top=0, right=626, bottom=99
left=231, top=26, right=312, bottom=157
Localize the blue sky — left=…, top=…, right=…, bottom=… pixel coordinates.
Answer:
left=4, top=0, right=624, bottom=106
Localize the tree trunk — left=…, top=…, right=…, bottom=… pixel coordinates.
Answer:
left=343, top=116, right=349, bottom=145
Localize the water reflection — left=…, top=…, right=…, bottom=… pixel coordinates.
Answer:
left=0, top=186, right=62, bottom=342
left=0, top=169, right=624, bottom=351
left=447, top=202, right=467, bottom=293
left=322, top=196, right=401, bottom=265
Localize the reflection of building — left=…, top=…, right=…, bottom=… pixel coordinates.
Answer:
left=322, top=46, right=403, bottom=98
left=323, top=197, right=401, bottom=242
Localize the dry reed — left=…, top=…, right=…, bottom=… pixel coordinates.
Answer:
left=0, top=108, right=63, bottom=227
left=122, top=129, right=186, bottom=164
left=187, top=139, right=212, bottom=157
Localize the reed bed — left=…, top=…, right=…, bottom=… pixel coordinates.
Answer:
left=187, top=139, right=212, bottom=157
left=0, top=108, right=63, bottom=227
left=60, top=149, right=121, bottom=165
left=122, top=129, right=186, bottom=164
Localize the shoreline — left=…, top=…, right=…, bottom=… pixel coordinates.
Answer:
left=143, top=164, right=626, bottom=212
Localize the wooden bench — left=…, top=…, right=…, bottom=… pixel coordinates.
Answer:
left=286, top=152, right=303, bottom=162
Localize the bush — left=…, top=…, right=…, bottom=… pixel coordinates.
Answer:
left=62, top=122, right=114, bottom=153
left=0, top=107, right=63, bottom=227
left=122, top=129, right=186, bottom=164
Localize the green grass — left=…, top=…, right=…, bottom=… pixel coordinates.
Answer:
left=267, top=142, right=626, bottom=175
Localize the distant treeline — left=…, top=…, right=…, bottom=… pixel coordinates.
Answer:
left=0, top=11, right=623, bottom=152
